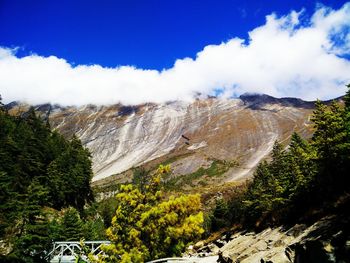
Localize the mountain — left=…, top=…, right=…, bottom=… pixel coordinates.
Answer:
left=7, top=94, right=316, bottom=187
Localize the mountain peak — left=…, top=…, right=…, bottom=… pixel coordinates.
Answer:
left=239, top=93, right=314, bottom=109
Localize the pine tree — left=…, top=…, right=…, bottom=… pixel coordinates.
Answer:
left=0, top=171, right=20, bottom=238
left=60, top=207, right=84, bottom=241
left=47, top=135, right=94, bottom=210
left=287, top=133, right=316, bottom=194
left=311, top=100, right=348, bottom=192
left=210, top=198, right=230, bottom=231
left=13, top=180, right=50, bottom=263
left=83, top=217, right=106, bottom=240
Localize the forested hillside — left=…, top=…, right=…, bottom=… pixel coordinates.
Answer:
left=203, top=86, right=350, bottom=248
left=244, top=91, right=350, bottom=225
left=0, top=96, right=103, bottom=262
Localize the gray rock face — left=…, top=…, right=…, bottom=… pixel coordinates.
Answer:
left=29, top=97, right=313, bottom=182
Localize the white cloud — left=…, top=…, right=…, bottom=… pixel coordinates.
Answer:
left=1, top=3, right=350, bottom=105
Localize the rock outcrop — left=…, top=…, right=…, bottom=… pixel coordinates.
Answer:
left=189, top=215, right=350, bottom=263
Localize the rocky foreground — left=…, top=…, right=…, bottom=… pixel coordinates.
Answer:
left=187, top=214, right=350, bottom=263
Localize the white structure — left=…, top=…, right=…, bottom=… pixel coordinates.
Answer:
left=46, top=241, right=111, bottom=263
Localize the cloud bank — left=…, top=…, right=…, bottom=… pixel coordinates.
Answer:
left=1, top=3, right=350, bottom=105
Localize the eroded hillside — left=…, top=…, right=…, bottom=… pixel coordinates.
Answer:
left=7, top=94, right=315, bottom=185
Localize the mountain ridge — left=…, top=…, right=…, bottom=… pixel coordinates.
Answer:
left=6, top=94, right=331, bottom=186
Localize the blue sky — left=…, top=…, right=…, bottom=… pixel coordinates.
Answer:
left=0, top=0, right=346, bottom=69
left=0, top=1, right=350, bottom=105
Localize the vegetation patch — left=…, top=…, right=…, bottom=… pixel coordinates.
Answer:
left=159, top=152, right=194, bottom=166
left=164, top=159, right=237, bottom=191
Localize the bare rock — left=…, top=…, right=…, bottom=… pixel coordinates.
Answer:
left=192, top=215, right=350, bottom=263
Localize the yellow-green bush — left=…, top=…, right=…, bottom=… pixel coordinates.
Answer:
left=95, top=165, right=204, bottom=263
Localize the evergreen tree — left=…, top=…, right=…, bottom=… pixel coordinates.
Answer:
left=47, top=135, right=94, bottom=210
left=0, top=171, right=20, bottom=238
left=12, top=180, right=50, bottom=263
left=98, top=198, right=119, bottom=228
left=243, top=161, right=274, bottom=220
left=311, top=100, right=348, bottom=192
left=209, top=198, right=230, bottom=231
left=60, top=207, right=84, bottom=241
left=83, top=217, right=106, bottom=240
left=287, top=133, right=316, bottom=195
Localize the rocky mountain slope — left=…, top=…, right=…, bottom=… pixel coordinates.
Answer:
left=7, top=94, right=315, bottom=184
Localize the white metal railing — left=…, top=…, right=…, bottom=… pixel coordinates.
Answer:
left=46, top=240, right=111, bottom=263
